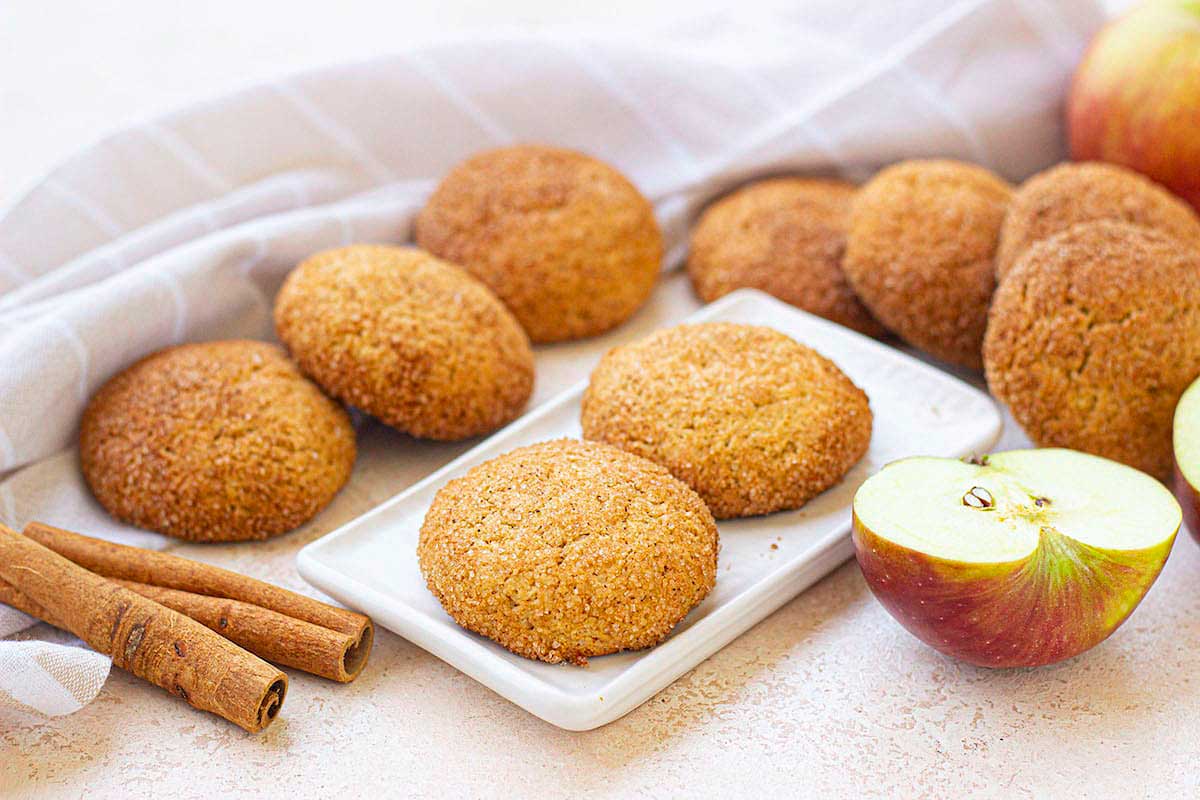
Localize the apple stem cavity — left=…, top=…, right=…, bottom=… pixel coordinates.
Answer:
left=962, top=486, right=995, bottom=509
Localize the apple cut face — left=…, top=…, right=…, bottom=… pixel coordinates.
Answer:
left=1173, top=377, right=1200, bottom=540
left=853, top=449, right=1179, bottom=668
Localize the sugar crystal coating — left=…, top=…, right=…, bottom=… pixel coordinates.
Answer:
left=688, top=177, right=886, bottom=337
left=985, top=220, right=1200, bottom=480
left=997, top=161, right=1200, bottom=280
left=80, top=340, right=356, bottom=542
left=418, top=439, right=718, bottom=665
left=581, top=322, right=872, bottom=519
left=844, top=159, right=1012, bottom=369
left=274, top=245, right=534, bottom=441
left=415, top=144, right=662, bottom=343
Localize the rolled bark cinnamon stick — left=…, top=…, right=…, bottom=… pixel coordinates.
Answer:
left=110, top=579, right=371, bottom=682
left=0, top=577, right=60, bottom=627
left=24, top=523, right=370, bottom=638
left=0, top=526, right=287, bottom=732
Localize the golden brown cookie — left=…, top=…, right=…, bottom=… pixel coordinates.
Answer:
left=80, top=340, right=356, bottom=542
left=996, top=161, right=1200, bottom=280
left=984, top=220, right=1200, bottom=480
left=687, top=177, right=887, bottom=337
left=414, top=144, right=662, bottom=343
left=274, top=245, right=534, bottom=441
left=418, top=439, right=718, bottom=665
left=580, top=322, right=872, bottom=518
left=843, top=159, right=1013, bottom=369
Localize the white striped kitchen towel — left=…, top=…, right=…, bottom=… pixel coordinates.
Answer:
left=0, top=0, right=1106, bottom=717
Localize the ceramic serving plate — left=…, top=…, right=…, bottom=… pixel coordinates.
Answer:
left=297, top=290, right=1003, bottom=730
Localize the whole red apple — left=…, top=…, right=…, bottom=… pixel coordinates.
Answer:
left=1068, top=1, right=1200, bottom=212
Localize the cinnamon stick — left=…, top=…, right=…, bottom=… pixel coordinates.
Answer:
left=25, top=523, right=370, bottom=637
left=0, top=577, right=60, bottom=627
left=110, top=579, right=371, bottom=682
left=0, top=526, right=286, bottom=732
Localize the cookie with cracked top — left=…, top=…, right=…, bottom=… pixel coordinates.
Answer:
left=274, top=244, right=534, bottom=441
left=996, top=161, right=1200, bottom=281
left=417, top=439, right=717, bottom=665
left=687, top=176, right=886, bottom=338
left=415, top=144, right=662, bottom=343
left=843, top=159, right=1012, bottom=369
left=581, top=322, right=872, bottom=519
left=80, top=340, right=355, bottom=541
left=984, top=220, right=1200, bottom=480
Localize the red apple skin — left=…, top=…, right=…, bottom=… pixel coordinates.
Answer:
left=1173, top=460, right=1200, bottom=543
left=1067, top=1, right=1200, bottom=211
left=852, top=513, right=1176, bottom=668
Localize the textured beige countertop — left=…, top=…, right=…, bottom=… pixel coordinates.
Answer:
left=4, top=275, right=1198, bottom=799
left=7, top=461, right=1200, bottom=798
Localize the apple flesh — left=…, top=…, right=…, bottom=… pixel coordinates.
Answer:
left=1068, top=0, right=1200, bottom=211
left=853, top=449, right=1179, bottom=668
left=1172, top=375, right=1200, bottom=540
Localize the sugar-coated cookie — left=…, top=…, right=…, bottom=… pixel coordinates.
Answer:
left=418, top=439, right=718, bottom=665
left=843, top=159, right=1012, bottom=369
left=80, top=340, right=355, bottom=542
left=274, top=245, right=534, bottom=441
left=687, top=177, right=886, bottom=337
left=581, top=322, right=872, bottom=518
left=985, top=220, right=1200, bottom=480
left=415, top=145, right=662, bottom=343
left=996, top=161, right=1200, bottom=280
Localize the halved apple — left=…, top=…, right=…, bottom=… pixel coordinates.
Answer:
left=1173, top=377, right=1200, bottom=540
left=852, top=449, right=1179, bottom=668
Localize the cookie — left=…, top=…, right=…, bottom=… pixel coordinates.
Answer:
left=687, top=177, right=887, bottom=337
left=80, top=340, right=356, bottom=542
left=984, top=220, right=1200, bottom=480
left=417, top=439, right=718, bottom=665
left=414, top=144, right=662, bottom=343
left=996, top=161, right=1200, bottom=280
left=274, top=245, right=534, bottom=441
left=580, top=322, right=872, bottom=518
left=843, top=159, right=1013, bottom=369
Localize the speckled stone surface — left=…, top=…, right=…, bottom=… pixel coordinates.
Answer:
left=4, top=273, right=1198, bottom=798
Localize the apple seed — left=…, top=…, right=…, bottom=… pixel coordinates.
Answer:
left=962, top=486, right=994, bottom=509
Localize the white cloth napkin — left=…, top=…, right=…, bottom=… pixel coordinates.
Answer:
left=0, top=638, right=111, bottom=717
left=0, top=0, right=1105, bottom=718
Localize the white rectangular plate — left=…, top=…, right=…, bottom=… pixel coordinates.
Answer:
left=298, top=290, right=1002, bottom=730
